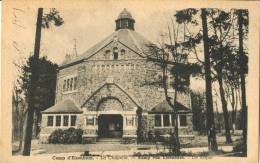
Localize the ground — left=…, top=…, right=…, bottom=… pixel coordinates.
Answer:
left=12, top=134, right=243, bottom=157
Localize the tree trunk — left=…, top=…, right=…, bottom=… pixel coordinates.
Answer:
left=23, top=8, right=43, bottom=156
left=214, top=101, right=221, bottom=132
left=136, top=107, right=143, bottom=144
left=34, top=110, right=41, bottom=137
left=238, top=10, right=247, bottom=154
left=18, top=118, right=24, bottom=151
left=161, top=55, right=180, bottom=155
left=217, top=76, right=232, bottom=143
left=201, top=8, right=218, bottom=151
left=173, top=89, right=180, bottom=154
left=231, top=86, right=236, bottom=132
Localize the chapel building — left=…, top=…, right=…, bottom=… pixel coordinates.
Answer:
left=40, top=9, right=194, bottom=143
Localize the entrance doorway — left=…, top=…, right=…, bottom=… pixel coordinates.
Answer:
left=98, top=114, right=123, bottom=138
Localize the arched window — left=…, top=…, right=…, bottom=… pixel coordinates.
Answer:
left=113, top=47, right=118, bottom=60
left=120, top=49, right=125, bottom=56
left=105, top=50, right=111, bottom=59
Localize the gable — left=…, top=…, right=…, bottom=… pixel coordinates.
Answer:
left=82, top=83, right=140, bottom=111
left=87, top=41, right=144, bottom=60
left=60, top=29, right=152, bottom=67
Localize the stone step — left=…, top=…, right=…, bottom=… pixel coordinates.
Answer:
left=96, top=138, right=122, bottom=143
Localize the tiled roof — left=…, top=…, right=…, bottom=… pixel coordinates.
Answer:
left=42, top=99, right=83, bottom=114
left=60, top=29, right=152, bottom=67
left=117, top=8, right=133, bottom=19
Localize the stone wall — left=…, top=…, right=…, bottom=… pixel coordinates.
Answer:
left=56, top=41, right=170, bottom=111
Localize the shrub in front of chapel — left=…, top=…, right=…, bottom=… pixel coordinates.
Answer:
left=48, top=129, right=65, bottom=144
left=48, top=128, right=83, bottom=144
left=65, top=128, right=83, bottom=144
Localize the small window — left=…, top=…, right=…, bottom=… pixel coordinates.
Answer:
left=163, top=114, right=170, bottom=127
left=56, top=115, right=61, bottom=127
left=66, top=80, right=70, bottom=91
left=126, top=116, right=134, bottom=126
left=101, top=65, right=105, bottom=70
left=121, top=49, right=125, bottom=56
left=113, top=47, right=118, bottom=60
left=86, top=116, right=94, bottom=126
left=63, top=80, right=66, bottom=92
left=171, top=114, right=176, bottom=126
left=47, top=116, right=53, bottom=126
left=155, top=115, right=162, bottom=127
left=69, top=78, right=73, bottom=91
left=105, top=50, right=111, bottom=59
left=71, top=115, right=77, bottom=126
left=180, top=115, right=187, bottom=127
left=73, top=77, right=78, bottom=90
left=63, top=115, right=69, bottom=126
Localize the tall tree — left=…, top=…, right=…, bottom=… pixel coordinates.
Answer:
left=208, top=9, right=234, bottom=143
left=12, top=85, right=27, bottom=151
left=201, top=8, right=218, bottom=151
left=175, top=8, right=218, bottom=151
left=237, top=9, right=248, bottom=154
left=146, top=19, right=201, bottom=155
left=23, top=8, right=63, bottom=156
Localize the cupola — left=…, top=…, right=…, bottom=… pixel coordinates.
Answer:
left=115, top=8, right=135, bottom=31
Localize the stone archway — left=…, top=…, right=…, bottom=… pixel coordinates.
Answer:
left=97, top=97, right=124, bottom=138
left=96, top=96, right=124, bottom=111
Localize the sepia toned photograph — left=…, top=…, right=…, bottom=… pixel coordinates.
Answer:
left=1, top=0, right=259, bottom=162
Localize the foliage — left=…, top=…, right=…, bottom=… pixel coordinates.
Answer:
left=191, top=91, right=207, bottom=134
left=48, top=128, right=83, bottom=144
left=233, top=139, right=247, bottom=156
left=42, top=8, right=64, bottom=28
left=166, top=132, right=181, bottom=155
left=20, top=55, right=58, bottom=136
left=175, top=8, right=198, bottom=24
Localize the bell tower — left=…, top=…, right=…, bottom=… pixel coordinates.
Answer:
left=115, top=8, right=135, bottom=31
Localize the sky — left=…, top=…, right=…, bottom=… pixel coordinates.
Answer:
left=12, top=6, right=175, bottom=65
left=11, top=5, right=204, bottom=87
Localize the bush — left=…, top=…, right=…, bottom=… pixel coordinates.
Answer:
left=233, top=140, right=247, bottom=156
left=48, top=129, right=65, bottom=144
left=48, top=128, right=83, bottom=144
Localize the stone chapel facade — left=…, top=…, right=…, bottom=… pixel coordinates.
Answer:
left=40, top=9, right=194, bottom=143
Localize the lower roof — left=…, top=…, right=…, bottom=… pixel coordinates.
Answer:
left=42, top=99, right=83, bottom=114
left=149, top=100, right=190, bottom=113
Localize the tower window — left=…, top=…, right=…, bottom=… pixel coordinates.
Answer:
left=105, top=50, right=111, bottom=59
left=121, top=49, right=125, bottom=56
left=113, top=47, right=118, bottom=60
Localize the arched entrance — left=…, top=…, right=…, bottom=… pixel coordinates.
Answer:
left=98, top=114, right=123, bottom=138
left=96, top=97, right=124, bottom=138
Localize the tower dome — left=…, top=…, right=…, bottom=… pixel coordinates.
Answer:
left=115, top=8, right=135, bottom=31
